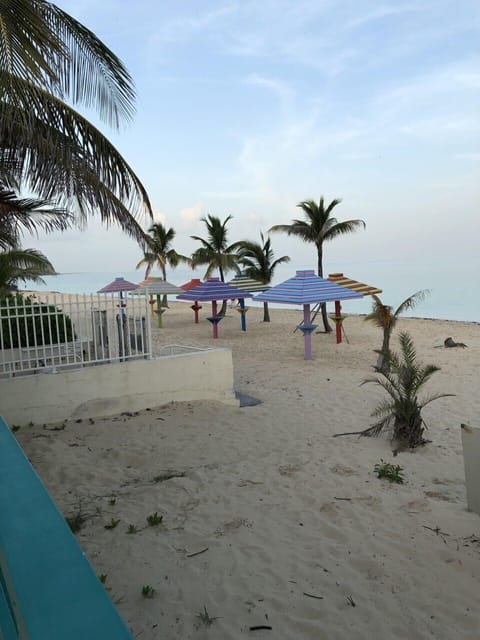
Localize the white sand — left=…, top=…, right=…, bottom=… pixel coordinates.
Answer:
left=17, top=302, right=480, bottom=639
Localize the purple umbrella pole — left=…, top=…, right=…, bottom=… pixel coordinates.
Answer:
left=304, top=304, right=312, bottom=360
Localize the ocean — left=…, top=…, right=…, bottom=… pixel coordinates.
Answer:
left=26, top=257, right=480, bottom=323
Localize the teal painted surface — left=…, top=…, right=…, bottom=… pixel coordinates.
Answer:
left=0, top=416, right=133, bottom=639
left=0, top=571, right=17, bottom=639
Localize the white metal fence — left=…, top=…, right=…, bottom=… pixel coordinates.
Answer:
left=0, top=293, right=152, bottom=377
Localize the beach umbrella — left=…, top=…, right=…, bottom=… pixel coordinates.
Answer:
left=180, top=278, right=203, bottom=324
left=134, top=277, right=183, bottom=328
left=98, top=277, right=139, bottom=310
left=98, top=277, right=140, bottom=359
left=227, top=274, right=270, bottom=331
left=176, top=277, right=252, bottom=338
left=327, top=273, right=382, bottom=344
left=254, top=270, right=362, bottom=360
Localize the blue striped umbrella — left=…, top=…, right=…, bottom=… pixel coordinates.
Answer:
left=177, top=278, right=252, bottom=337
left=254, top=270, right=362, bottom=359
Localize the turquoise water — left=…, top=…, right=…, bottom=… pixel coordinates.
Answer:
left=27, top=257, right=480, bottom=323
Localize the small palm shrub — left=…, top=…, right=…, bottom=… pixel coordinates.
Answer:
left=361, top=332, right=454, bottom=449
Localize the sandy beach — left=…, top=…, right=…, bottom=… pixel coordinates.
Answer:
left=16, top=301, right=480, bottom=639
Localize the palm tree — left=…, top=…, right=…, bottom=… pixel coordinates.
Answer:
left=191, top=214, right=242, bottom=281
left=237, top=232, right=290, bottom=322
left=0, top=246, right=56, bottom=293
left=360, top=332, right=454, bottom=449
left=0, top=0, right=152, bottom=243
left=136, top=222, right=190, bottom=306
left=191, top=214, right=242, bottom=315
left=270, top=197, right=365, bottom=332
left=365, top=290, right=429, bottom=373
left=136, top=223, right=190, bottom=280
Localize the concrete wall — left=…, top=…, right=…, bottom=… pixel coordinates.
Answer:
left=461, top=423, right=480, bottom=516
left=0, top=348, right=238, bottom=425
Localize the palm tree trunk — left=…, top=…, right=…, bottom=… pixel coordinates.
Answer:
left=161, top=264, right=168, bottom=307
left=394, top=409, right=425, bottom=448
left=317, top=244, right=332, bottom=332
left=218, top=300, right=227, bottom=315
left=263, top=301, right=270, bottom=322
left=377, top=329, right=391, bottom=373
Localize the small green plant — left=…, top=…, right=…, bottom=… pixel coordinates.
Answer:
left=66, top=503, right=88, bottom=533
left=196, top=606, right=220, bottom=627
left=126, top=524, right=138, bottom=534
left=104, top=518, right=121, bottom=530
left=98, top=573, right=108, bottom=584
left=374, top=460, right=405, bottom=484
left=146, top=512, right=163, bottom=526
left=109, top=496, right=117, bottom=506
left=141, top=585, right=155, bottom=598
left=11, top=424, right=20, bottom=432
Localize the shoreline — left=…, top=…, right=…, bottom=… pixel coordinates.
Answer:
left=21, top=290, right=480, bottom=326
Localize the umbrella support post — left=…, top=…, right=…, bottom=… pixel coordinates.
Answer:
left=329, top=300, right=346, bottom=344
left=191, top=301, right=202, bottom=324
left=237, top=299, right=248, bottom=331
left=298, top=304, right=318, bottom=360
left=207, top=300, right=222, bottom=338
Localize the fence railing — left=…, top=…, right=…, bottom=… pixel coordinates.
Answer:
left=156, top=343, right=210, bottom=357
left=0, top=292, right=152, bottom=377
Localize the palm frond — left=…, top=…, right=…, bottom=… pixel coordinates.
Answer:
left=0, top=186, right=71, bottom=248
left=0, top=79, right=152, bottom=231
left=394, top=290, right=430, bottom=316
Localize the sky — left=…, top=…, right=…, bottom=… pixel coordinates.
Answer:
left=32, top=0, right=479, bottom=302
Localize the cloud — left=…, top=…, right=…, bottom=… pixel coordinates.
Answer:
left=401, top=115, right=480, bottom=138
left=244, top=73, right=294, bottom=109
left=344, top=3, right=426, bottom=30
left=151, top=209, right=167, bottom=225
left=153, top=4, right=238, bottom=44
left=375, top=58, right=480, bottom=110
left=179, top=203, right=204, bottom=230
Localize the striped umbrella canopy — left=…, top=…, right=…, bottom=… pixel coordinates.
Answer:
left=227, top=273, right=270, bottom=293
left=177, top=278, right=252, bottom=338
left=254, top=270, right=362, bottom=360
left=177, top=277, right=251, bottom=302
left=180, top=278, right=203, bottom=291
left=98, top=277, right=139, bottom=293
left=132, top=277, right=182, bottom=328
left=134, top=277, right=182, bottom=295
left=253, top=270, right=362, bottom=305
left=327, top=273, right=382, bottom=296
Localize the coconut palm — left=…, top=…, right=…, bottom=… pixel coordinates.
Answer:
left=191, top=214, right=242, bottom=315
left=237, top=232, right=290, bottom=322
left=136, top=222, right=190, bottom=307
left=136, top=223, right=190, bottom=280
left=365, top=290, right=429, bottom=373
left=0, top=0, right=152, bottom=243
left=360, top=332, right=454, bottom=449
left=270, top=197, right=365, bottom=332
left=191, top=214, right=242, bottom=281
left=0, top=246, right=56, bottom=293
